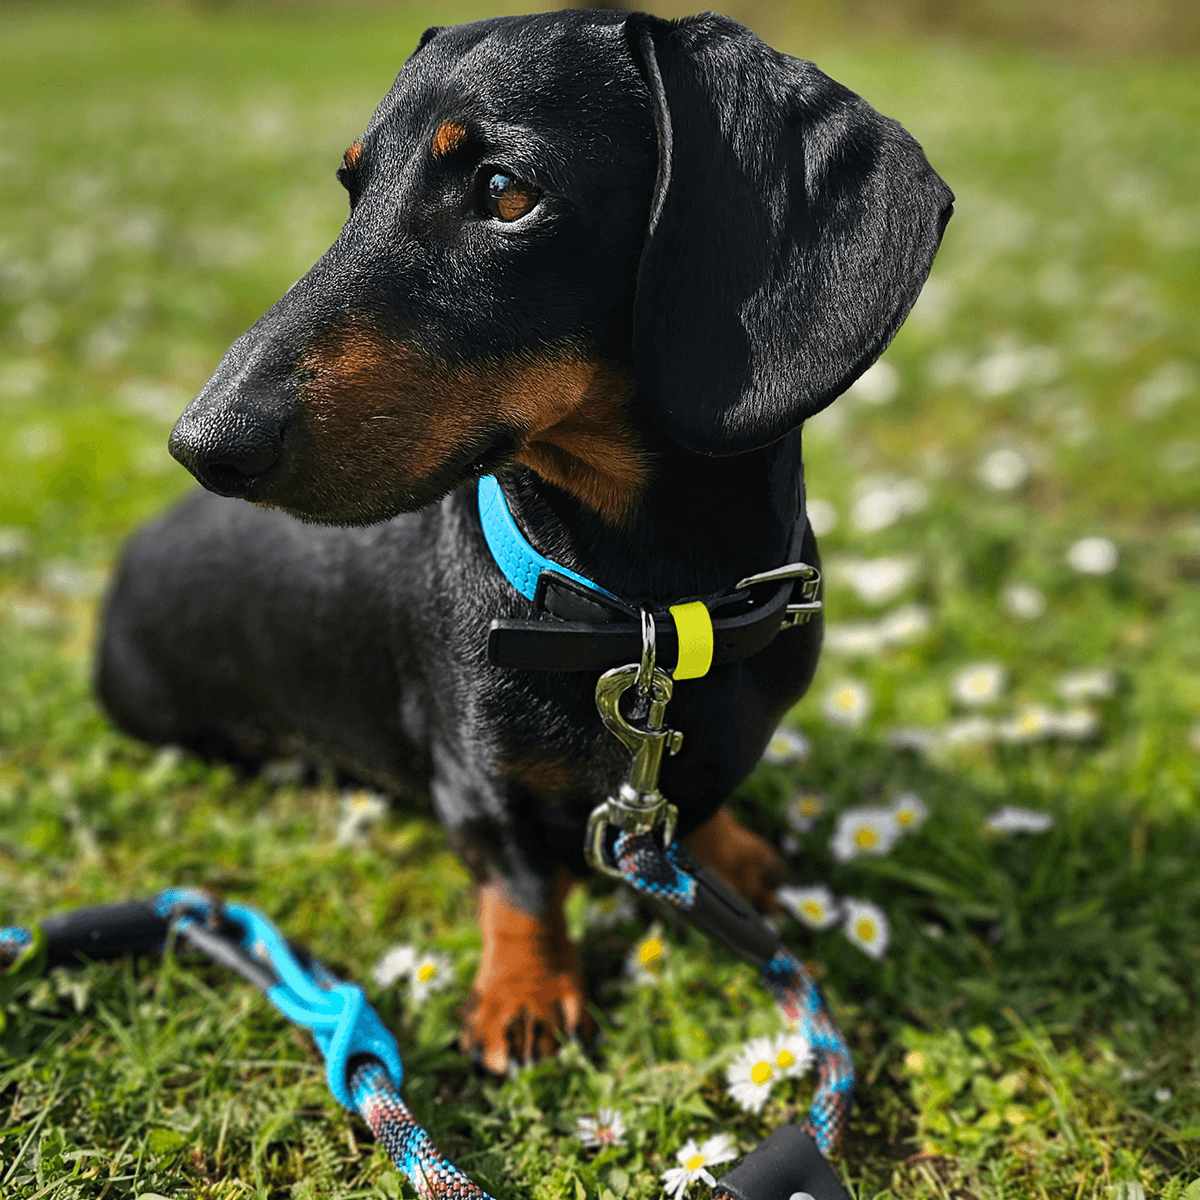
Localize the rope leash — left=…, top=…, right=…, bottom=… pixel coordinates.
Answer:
left=1, top=887, right=495, bottom=1200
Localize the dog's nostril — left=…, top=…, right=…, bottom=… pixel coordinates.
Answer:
left=204, top=461, right=264, bottom=494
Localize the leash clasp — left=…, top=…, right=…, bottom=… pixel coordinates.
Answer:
left=736, top=560, right=822, bottom=629
left=585, top=612, right=683, bottom=878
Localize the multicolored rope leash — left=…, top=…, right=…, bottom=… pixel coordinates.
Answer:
left=1, top=888, right=496, bottom=1200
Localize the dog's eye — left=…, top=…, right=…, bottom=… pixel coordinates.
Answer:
left=484, top=172, right=540, bottom=222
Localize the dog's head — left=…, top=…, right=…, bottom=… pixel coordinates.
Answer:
left=169, top=11, right=952, bottom=526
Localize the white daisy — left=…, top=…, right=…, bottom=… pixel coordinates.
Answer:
left=977, top=447, right=1030, bottom=492
left=771, top=1031, right=813, bottom=1079
left=335, top=788, right=388, bottom=847
left=951, top=662, right=1006, bottom=707
left=940, top=716, right=996, bottom=747
left=830, top=806, right=901, bottom=863
left=842, top=898, right=890, bottom=959
left=783, top=792, right=826, bottom=834
left=886, top=726, right=938, bottom=754
left=806, top=498, right=838, bottom=537
left=851, top=487, right=903, bottom=534
left=661, top=1133, right=739, bottom=1199
left=762, top=726, right=811, bottom=766
left=890, top=792, right=928, bottom=832
left=776, top=884, right=840, bottom=931
left=984, top=806, right=1052, bottom=834
left=1056, top=668, right=1115, bottom=701
left=847, top=359, right=900, bottom=406
left=576, top=1107, right=627, bottom=1150
left=587, top=891, right=637, bottom=931
left=823, top=622, right=889, bottom=657
left=1154, top=1086, right=1173, bottom=1104
left=878, top=603, right=932, bottom=646
left=821, top=679, right=873, bottom=729
left=839, top=556, right=919, bottom=606
left=997, top=705, right=1054, bottom=743
left=1051, top=707, right=1100, bottom=740
left=1066, top=536, right=1119, bottom=575
left=409, top=951, right=454, bottom=1003
left=726, top=1035, right=782, bottom=1114
left=1001, top=582, right=1046, bottom=621
left=372, top=943, right=416, bottom=988
left=626, top=926, right=668, bottom=986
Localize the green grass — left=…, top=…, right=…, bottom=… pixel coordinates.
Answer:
left=2, top=6, right=1200, bottom=1198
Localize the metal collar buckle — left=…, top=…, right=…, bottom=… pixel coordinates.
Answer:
left=735, top=560, right=822, bottom=629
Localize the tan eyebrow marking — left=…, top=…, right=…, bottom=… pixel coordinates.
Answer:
left=431, top=120, right=468, bottom=159
left=343, top=141, right=363, bottom=169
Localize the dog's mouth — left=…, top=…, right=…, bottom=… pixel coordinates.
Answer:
left=262, top=424, right=521, bottom=527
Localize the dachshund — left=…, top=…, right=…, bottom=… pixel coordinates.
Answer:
left=96, top=9, right=952, bottom=1075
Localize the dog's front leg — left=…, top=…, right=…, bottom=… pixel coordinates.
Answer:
left=460, top=868, right=592, bottom=1074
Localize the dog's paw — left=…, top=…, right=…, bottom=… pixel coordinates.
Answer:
left=686, top=805, right=788, bottom=913
left=459, top=876, right=593, bottom=1075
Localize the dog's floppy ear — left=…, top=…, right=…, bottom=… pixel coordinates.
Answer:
left=627, top=14, right=953, bottom=456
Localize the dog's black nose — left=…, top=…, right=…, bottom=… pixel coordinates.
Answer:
left=169, top=409, right=283, bottom=498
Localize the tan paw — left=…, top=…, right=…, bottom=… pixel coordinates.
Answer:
left=459, top=871, right=593, bottom=1075
left=686, top=805, right=787, bottom=913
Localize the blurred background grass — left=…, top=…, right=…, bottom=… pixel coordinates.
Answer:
left=2, top=1, right=1200, bottom=1197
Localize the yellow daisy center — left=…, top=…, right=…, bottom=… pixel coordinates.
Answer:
left=750, top=1060, right=773, bottom=1085
left=1019, top=711, right=1042, bottom=732
left=835, top=689, right=857, bottom=710
left=798, top=796, right=820, bottom=816
left=684, top=1153, right=705, bottom=1171
left=854, top=827, right=878, bottom=849
left=856, top=919, right=876, bottom=941
left=417, top=963, right=436, bottom=982
left=639, top=938, right=663, bottom=966
left=776, top=1048, right=795, bottom=1069
left=802, top=901, right=824, bottom=921
left=896, top=809, right=913, bottom=825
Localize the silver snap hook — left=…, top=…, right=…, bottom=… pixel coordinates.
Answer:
left=636, top=608, right=656, bottom=696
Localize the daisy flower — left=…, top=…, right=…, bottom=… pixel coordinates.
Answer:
left=821, top=679, right=873, bottom=729
left=726, top=1035, right=781, bottom=1113
left=890, top=792, right=928, bottom=832
left=1066, top=536, right=1119, bottom=575
left=951, top=662, right=1006, bottom=707
left=1000, top=581, right=1046, bottom=621
left=997, top=704, right=1054, bottom=743
left=409, top=951, right=454, bottom=1003
left=977, top=447, right=1030, bottom=492
left=335, top=788, right=388, bottom=847
left=586, top=891, right=637, bottom=931
left=839, top=556, right=919, bottom=606
left=841, top=898, right=890, bottom=959
left=783, top=792, right=826, bottom=834
left=847, top=359, right=900, bottom=406
left=940, top=715, right=996, bottom=746
left=771, top=1030, right=813, bottom=1078
left=887, top=726, right=938, bottom=754
left=1051, top=707, right=1100, bottom=740
left=823, top=622, right=888, bottom=657
left=830, top=806, right=900, bottom=862
left=1056, top=667, right=1115, bottom=701
left=878, top=603, right=931, bottom=646
left=806, top=497, right=838, bottom=537
left=661, top=1133, right=738, bottom=1199
left=372, top=943, right=416, bottom=988
left=627, top=926, right=668, bottom=986
left=984, top=806, right=1052, bottom=834
left=762, top=726, right=810, bottom=766
left=576, top=1107, right=627, bottom=1150
left=776, top=884, right=840, bottom=931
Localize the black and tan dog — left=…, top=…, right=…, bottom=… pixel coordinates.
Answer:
left=97, top=10, right=952, bottom=1076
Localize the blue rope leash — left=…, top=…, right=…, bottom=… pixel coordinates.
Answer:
left=2, top=868, right=853, bottom=1197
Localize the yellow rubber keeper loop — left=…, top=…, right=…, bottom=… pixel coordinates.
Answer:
left=669, top=601, right=714, bottom=680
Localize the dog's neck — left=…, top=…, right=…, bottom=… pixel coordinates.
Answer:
left=495, top=429, right=806, bottom=606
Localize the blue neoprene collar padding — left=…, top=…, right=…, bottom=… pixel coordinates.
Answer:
left=478, top=474, right=616, bottom=602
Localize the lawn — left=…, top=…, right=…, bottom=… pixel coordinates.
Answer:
left=2, top=5, right=1199, bottom=1198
